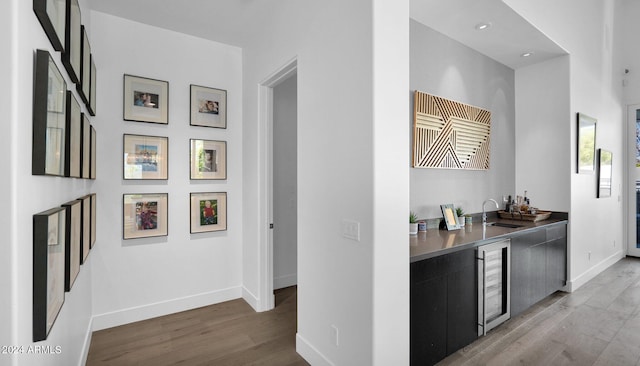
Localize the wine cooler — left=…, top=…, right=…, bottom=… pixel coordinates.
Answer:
left=477, top=239, right=511, bottom=336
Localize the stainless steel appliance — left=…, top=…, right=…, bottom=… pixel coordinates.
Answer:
left=477, top=239, right=511, bottom=336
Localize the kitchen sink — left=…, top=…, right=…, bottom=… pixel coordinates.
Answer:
left=486, top=222, right=523, bottom=228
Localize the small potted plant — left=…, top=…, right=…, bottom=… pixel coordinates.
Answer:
left=410, top=212, right=418, bottom=235
left=456, top=207, right=465, bottom=225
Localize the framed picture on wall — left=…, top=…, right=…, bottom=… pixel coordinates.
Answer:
left=64, top=91, right=81, bottom=178
left=123, top=134, right=169, bottom=180
left=189, top=139, right=226, bottom=180
left=33, top=0, right=66, bottom=51
left=577, top=113, right=597, bottom=174
left=597, top=149, right=612, bottom=198
left=88, top=54, right=97, bottom=116
left=190, top=192, right=227, bottom=234
left=123, top=193, right=168, bottom=240
left=90, top=125, right=96, bottom=179
left=77, top=25, right=91, bottom=105
left=79, top=195, right=91, bottom=263
left=190, top=85, right=227, bottom=128
left=61, top=200, right=81, bottom=292
left=33, top=207, right=66, bottom=342
left=61, top=0, right=81, bottom=83
left=80, top=113, right=91, bottom=179
left=33, top=49, right=67, bottom=177
left=123, top=74, right=168, bottom=124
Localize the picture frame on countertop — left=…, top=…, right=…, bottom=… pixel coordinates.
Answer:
left=189, top=139, right=226, bottom=180
left=577, top=113, right=597, bottom=174
left=190, top=85, right=227, bottom=129
left=60, top=200, right=81, bottom=292
left=33, top=49, right=66, bottom=177
left=190, top=192, right=227, bottom=234
left=90, top=125, right=96, bottom=179
left=123, top=74, right=168, bottom=124
left=33, top=0, right=66, bottom=52
left=79, top=195, right=90, bottom=263
left=61, top=0, right=81, bottom=83
left=90, top=193, right=97, bottom=248
left=76, top=25, right=91, bottom=105
left=80, top=113, right=90, bottom=179
left=123, top=193, right=168, bottom=240
left=64, top=91, right=81, bottom=178
left=123, top=134, right=169, bottom=180
left=88, top=54, right=97, bottom=116
left=33, top=206, right=66, bottom=342
left=440, top=203, right=463, bottom=231
left=597, top=149, right=612, bottom=198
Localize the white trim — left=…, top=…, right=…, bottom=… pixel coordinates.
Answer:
left=296, top=333, right=335, bottom=366
left=78, top=317, right=93, bottom=366
left=274, top=273, right=298, bottom=290
left=242, top=285, right=260, bottom=311
left=91, top=286, right=242, bottom=331
left=566, top=251, right=625, bottom=291
left=257, top=57, right=298, bottom=312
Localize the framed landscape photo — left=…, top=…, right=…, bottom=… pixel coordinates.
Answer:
left=77, top=25, right=91, bottom=105
left=33, top=207, right=66, bottom=342
left=64, top=91, right=81, bottom=178
left=597, top=149, right=612, bottom=198
left=123, top=193, right=168, bottom=240
left=79, top=195, right=91, bottom=263
left=577, top=113, right=597, bottom=174
left=190, top=192, right=227, bottom=234
left=61, top=200, right=81, bottom=292
left=33, top=49, right=66, bottom=177
left=123, top=74, right=168, bottom=124
left=123, top=134, right=169, bottom=180
left=80, top=113, right=90, bottom=179
left=190, top=85, right=226, bottom=128
left=61, top=0, right=81, bottom=83
left=33, top=0, right=66, bottom=51
left=190, top=139, right=226, bottom=180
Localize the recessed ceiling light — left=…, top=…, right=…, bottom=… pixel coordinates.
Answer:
left=475, top=22, right=492, bottom=31
left=521, top=52, right=534, bottom=57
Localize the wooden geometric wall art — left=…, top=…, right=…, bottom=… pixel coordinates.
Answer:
left=413, top=91, right=491, bottom=170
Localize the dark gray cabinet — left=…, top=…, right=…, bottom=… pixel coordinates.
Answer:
left=410, top=248, right=477, bottom=366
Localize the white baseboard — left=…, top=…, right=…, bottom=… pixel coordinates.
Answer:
left=79, top=317, right=93, bottom=366
left=91, top=286, right=242, bottom=331
left=242, top=286, right=260, bottom=311
left=274, top=273, right=297, bottom=290
left=567, top=250, right=625, bottom=292
left=296, top=333, right=334, bottom=366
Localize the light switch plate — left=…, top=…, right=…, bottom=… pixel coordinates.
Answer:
left=342, top=220, right=360, bottom=241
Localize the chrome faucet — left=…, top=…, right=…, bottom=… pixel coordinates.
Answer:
left=482, top=199, right=499, bottom=225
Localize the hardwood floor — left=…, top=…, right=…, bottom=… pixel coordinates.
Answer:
left=439, top=257, right=640, bottom=366
left=86, top=286, right=308, bottom=366
left=88, top=258, right=640, bottom=366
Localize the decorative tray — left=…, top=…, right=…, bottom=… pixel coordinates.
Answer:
left=497, top=210, right=552, bottom=222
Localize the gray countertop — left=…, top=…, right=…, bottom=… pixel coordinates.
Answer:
left=410, top=212, right=568, bottom=263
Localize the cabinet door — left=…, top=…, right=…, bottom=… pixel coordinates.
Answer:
left=447, top=262, right=477, bottom=353
left=510, top=230, right=546, bottom=317
left=546, top=237, right=567, bottom=295
left=411, top=276, right=447, bottom=366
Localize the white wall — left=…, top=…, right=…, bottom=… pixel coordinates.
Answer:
left=241, top=0, right=409, bottom=364
left=5, top=0, right=95, bottom=365
left=505, top=0, right=626, bottom=288
left=410, top=20, right=516, bottom=219
left=89, top=12, right=243, bottom=330
left=620, top=0, right=640, bottom=105
left=273, top=75, right=298, bottom=290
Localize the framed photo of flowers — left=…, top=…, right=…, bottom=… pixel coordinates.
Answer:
left=190, top=192, right=227, bottom=234
left=190, top=85, right=226, bottom=128
left=190, top=139, right=226, bottom=180
left=123, top=193, right=168, bottom=240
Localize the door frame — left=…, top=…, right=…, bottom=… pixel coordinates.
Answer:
left=257, top=57, right=298, bottom=312
left=627, top=103, right=640, bottom=257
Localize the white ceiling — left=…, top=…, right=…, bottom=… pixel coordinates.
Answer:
left=87, top=0, right=567, bottom=69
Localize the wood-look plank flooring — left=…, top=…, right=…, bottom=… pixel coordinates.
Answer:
left=439, top=256, right=640, bottom=366
left=86, top=286, right=309, bottom=366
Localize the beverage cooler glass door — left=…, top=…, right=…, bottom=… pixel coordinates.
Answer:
left=477, top=239, right=511, bottom=336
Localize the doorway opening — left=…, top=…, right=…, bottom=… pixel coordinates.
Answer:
left=627, top=104, right=640, bottom=257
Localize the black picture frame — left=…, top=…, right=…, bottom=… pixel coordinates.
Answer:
left=577, top=113, right=597, bottom=174
left=190, top=84, right=227, bottom=129
left=189, top=139, right=227, bottom=180
left=123, top=193, right=169, bottom=240
left=79, top=195, right=90, bottom=263
left=80, top=113, right=90, bottom=179
left=123, top=134, right=169, bottom=180
left=90, top=125, right=96, bottom=179
left=33, top=49, right=66, bottom=177
left=88, top=54, right=97, bottom=116
left=190, top=192, right=228, bottom=234
left=77, top=25, right=91, bottom=105
left=61, top=200, right=81, bottom=292
left=123, top=74, right=168, bottom=124
left=90, top=193, right=97, bottom=248
left=61, top=0, right=81, bottom=83
left=64, top=91, right=81, bottom=178
left=33, top=206, right=66, bottom=342
left=597, top=149, right=613, bottom=198
left=33, top=0, right=66, bottom=52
